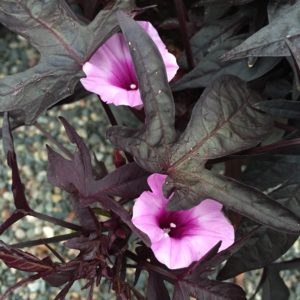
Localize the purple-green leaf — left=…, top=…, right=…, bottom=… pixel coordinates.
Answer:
left=0, top=0, right=133, bottom=125
left=223, top=1, right=300, bottom=60
left=107, top=12, right=176, bottom=173
left=170, top=75, right=272, bottom=165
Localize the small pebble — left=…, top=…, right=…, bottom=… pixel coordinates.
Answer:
left=42, top=226, right=54, bottom=238
left=15, top=228, right=26, bottom=240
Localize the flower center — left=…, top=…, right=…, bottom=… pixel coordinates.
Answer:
left=162, top=222, right=177, bottom=237
left=129, top=83, right=137, bottom=90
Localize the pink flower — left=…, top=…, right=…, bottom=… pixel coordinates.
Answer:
left=80, top=21, right=178, bottom=108
left=132, top=174, right=235, bottom=269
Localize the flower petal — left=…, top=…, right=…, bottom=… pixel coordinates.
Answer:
left=138, top=21, right=179, bottom=81
left=147, top=173, right=167, bottom=198
left=151, top=237, right=197, bottom=269
left=132, top=215, right=164, bottom=243
left=190, top=199, right=223, bottom=217
left=132, top=175, right=235, bottom=270
left=81, top=20, right=178, bottom=108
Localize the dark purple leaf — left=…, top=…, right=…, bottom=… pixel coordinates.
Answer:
left=47, top=116, right=99, bottom=195
left=47, top=117, right=148, bottom=202
left=176, top=10, right=251, bottom=69
left=147, top=272, right=170, bottom=300
left=47, top=117, right=150, bottom=245
left=217, top=220, right=297, bottom=280
left=89, top=163, right=149, bottom=202
left=71, top=196, right=99, bottom=231
left=0, top=0, right=133, bottom=125
left=0, top=241, right=54, bottom=273
left=65, top=235, right=106, bottom=261
left=173, top=280, right=246, bottom=300
left=262, top=267, right=290, bottom=300
left=243, top=154, right=300, bottom=217
left=0, top=211, right=27, bottom=236
left=54, top=281, right=74, bottom=300
left=44, top=272, right=73, bottom=287
left=2, top=113, right=31, bottom=211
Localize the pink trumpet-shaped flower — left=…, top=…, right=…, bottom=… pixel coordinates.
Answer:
left=80, top=21, right=178, bottom=108
left=132, top=174, right=235, bottom=269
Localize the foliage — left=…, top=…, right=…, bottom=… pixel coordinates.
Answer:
left=0, top=0, right=300, bottom=299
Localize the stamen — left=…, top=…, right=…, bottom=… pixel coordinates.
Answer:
left=163, top=228, right=171, bottom=236
left=170, top=222, right=176, bottom=228
left=130, top=83, right=137, bottom=90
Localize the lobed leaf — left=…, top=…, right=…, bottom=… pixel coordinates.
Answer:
left=0, top=241, right=54, bottom=273
left=47, top=117, right=149, bottom=202
left=47, top=117, right=150, bottom=245
left=0, top=0, right=133, bottom=125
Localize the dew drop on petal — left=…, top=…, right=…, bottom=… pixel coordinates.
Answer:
left=130, top=83, right=137, bottom=90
